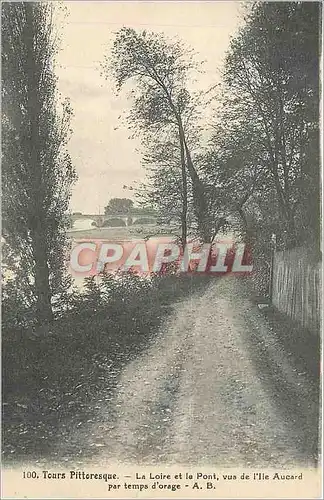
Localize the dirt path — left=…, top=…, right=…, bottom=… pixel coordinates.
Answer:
left=85, top=276, right=319, bottom=467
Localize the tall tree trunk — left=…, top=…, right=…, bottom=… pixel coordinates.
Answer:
left=32, top=229, right=53, bottom=323
left=179, top=131, right=187, bottom=249
left=26, top=3, right=53, bottom=323
left=178, top=121, right=211, bottom=242
left=269, top=162, right=297, bottom=247
left=163, top=88, right=211, bottom=243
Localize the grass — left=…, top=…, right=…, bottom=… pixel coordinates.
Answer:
left=67, top=224, right=178, bottom=241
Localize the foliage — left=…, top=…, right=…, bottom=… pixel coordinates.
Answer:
left=102, top=218, right=126, bottom=227
left=137, top=138, right=192, bottom=229
left=130, top=206, right=157, bottom=216
left=220, top=1, right=320, bottom=250
left=134, top=217, right=158, bottom=225
left=2, top=271, right=212, bottom=462
left=1, top=2, right=77, bottom=323
left=104, top=198, right=134, bottom=215
left=197, top=1, right=321, bottom=293
left=105, top=28, right=214, bottom=245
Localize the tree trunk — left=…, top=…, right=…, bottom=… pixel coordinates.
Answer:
left=178, top=122, right=211, bottom=242
left=32, top=230, right=53, bottom=323
left=163, top=89, right=211, bottom=243
left=270, top=163, right=297, bottom=247
left=25, top=3, right=53, bottom=324
left=179, top=131, right=187, bottom=249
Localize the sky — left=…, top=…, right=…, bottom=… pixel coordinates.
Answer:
left=55, top=1, right=243, bottom=214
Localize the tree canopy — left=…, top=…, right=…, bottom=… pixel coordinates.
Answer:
left=104, top=198, right=134, bottom=215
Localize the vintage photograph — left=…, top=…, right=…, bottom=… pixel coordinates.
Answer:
left=1, top=0, right=322, bottom=497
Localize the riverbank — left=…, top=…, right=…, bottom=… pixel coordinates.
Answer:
left=67, top=224, right=177, bottom=241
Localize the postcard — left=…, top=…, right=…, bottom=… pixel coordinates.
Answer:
left=1, top=1, right=322, bottom=498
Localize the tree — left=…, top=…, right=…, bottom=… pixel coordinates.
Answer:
left=198, top=1, right=321, bottom=294
left=221, top=1, right=321, bottom=249
left=104, top=28, right=211, bottom=245
left=104, top=198, right=134, bottom=215
left=2, top=2, right=76, bottom=324
left=137, top=135, right=194, bottom=231
left=202, top=95, right=272, bottom=241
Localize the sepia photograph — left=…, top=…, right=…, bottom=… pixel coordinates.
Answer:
left=1, top=1, right=322, bottom=498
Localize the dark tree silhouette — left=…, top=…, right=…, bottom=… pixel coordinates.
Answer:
left=2, top=2, right=76, bottom=324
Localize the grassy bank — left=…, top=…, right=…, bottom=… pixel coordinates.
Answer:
left=67, top=224, right=178, bottom=241
left=2, top=271, right=212, bottom=465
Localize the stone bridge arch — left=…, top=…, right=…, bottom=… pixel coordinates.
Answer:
left=71, top=213, right=158, bottom=228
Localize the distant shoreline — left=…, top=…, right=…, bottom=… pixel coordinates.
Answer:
left=67, top=224, right=178, bottom=241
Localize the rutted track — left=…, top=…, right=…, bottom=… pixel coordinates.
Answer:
left=86, top=276, right=319, bottom=467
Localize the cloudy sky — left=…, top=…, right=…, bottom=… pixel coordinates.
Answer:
left=56, top=1, right=243, bottom=214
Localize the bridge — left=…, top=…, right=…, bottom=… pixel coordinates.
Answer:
left=70, top=212, right=158, bottom=228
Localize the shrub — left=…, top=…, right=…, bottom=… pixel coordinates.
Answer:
left=2, top=269, right=212, bottom=463
left=103, top=218, right=126, bottom=227
left=133, top=217, right=156, bottom=225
